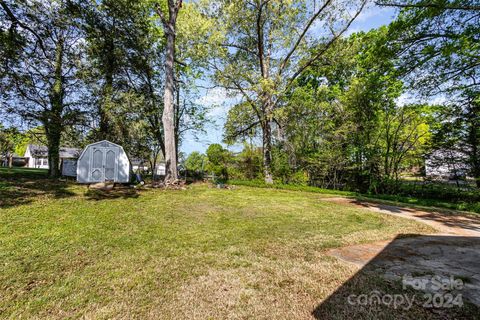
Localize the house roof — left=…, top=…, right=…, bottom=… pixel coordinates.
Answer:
left=27, top=145, right=82, bottom=158
left=130, top=158, right=146, bottom=166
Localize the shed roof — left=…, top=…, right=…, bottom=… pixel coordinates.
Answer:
left=77, top=140, right=124, bottom=160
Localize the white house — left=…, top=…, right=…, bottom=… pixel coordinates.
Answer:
left=130, top=158, right=166, bottom=176
left=130, top=158, right=150, bottom=172
left=425, top=149, right=470, bottom=179
left=24, top=145, right=81, bottom=169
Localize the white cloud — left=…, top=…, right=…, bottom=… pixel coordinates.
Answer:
left=196, top=87, right=243, bottom=119
left=429, top=95, right=447, bottom=105
left=397, top=93, right=448, bottom=106
left=196, top=87, right=227, bottom=107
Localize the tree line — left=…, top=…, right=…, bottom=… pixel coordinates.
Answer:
left=1, top=0, right=479, bottom=193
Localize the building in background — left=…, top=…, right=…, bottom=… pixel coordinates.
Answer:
left=425, top=149, right=470, bottom=180
left=24, top=145, right=81, bottom=169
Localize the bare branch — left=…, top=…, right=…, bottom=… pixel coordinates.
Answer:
left=279, top=0, right=333, bottom=74
left=287, top=0, right=368, bottom=89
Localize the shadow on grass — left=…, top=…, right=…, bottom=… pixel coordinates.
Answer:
left=0, top=168, right=76, bottom=209
left=313, top=235, right=480, bottom=319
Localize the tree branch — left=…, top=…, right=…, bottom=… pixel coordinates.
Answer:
left=286, top=0, right=368, bottom=89
left=279, top=0, right=333, bottom=74
left=0, top=0, right=47, bottom=56
left=376, top=1, right=480, bottom=11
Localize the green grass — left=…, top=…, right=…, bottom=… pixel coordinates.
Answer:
left=229, top=179, right=480, bottom=214
left=228, top=179, right=355, bottom=196
left=0, top=168, right=477, bottom=318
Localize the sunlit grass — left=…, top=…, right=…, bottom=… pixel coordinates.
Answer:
left=0, top=168, right=449, bottom=318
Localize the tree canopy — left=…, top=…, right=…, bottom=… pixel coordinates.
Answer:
left=0, top=0, right=478, bottom=192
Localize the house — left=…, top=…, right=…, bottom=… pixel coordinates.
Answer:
left=425, top=149, right=470, bottom=179
left=130, top=158, right=166, bottom=176
left=24, top=145, right=82, bottom=169
left=130, top=158, right=150, bottom=172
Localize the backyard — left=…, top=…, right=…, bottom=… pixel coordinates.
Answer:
left=0, top=168, right=479, bottom=319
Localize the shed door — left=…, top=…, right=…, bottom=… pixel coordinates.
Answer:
left=89, top=147, right=118, bottom=182
left=90, top=147, right=104, bottom=182
left=104, top=148, right=117, bottom=181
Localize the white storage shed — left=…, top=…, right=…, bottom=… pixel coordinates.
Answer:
left=76, top=140, right=131, bottom=183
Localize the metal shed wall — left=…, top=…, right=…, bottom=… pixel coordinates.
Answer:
left=77, top=140, right=131, bottom=183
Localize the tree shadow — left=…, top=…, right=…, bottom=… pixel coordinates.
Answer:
left=313, top=235, right=480, bottom=319
left=0, top=169, right=76, bottom=209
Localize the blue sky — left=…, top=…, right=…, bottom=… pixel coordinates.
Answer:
left=0, top=4, right=398, bottom=155
left=180, top=4, right=398, bottom=155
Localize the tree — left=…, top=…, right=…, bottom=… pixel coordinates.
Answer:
left=380, top=0, right=480, bottom=95
left=236, top=143, right=263, bottom=180
left=0, top=126, right=22, bottom=167
left=1, top=0, right=86, bottom=177
left=184, top=151, right=206, bottom=172
left=76, top=0, right=132, bottom=141
left=277, top=27, right=433, bottom=192
left=429, top=92, right=480, bottom=187
left=379, top=0, right=480, bottom=187
left=154, top=0, right=183, bottom=183
left=211, top=0, right=367, bottom=183
left=206, top=143, right=230, bottom=183
left=379, top=104, right=432, bottom=187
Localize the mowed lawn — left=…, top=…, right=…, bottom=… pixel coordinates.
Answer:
left=0, top=168, right=463, bottom=319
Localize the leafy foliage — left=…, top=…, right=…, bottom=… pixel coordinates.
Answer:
left=205, top=143, right=230, bottom=183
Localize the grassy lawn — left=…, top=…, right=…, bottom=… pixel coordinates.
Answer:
left=0, top=168, right=477, bottom=319
left=230, top=179, right=480, bottom=214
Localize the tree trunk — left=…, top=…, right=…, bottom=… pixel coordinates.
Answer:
left=175, top=78, right=181, bottom=162
left=8, top=154, right=13, bottom=168
left=99, top=36, right=115, bottom=140
left=163, top=27, right=178, bottom=182
left=47, top=35, right=64, bottom=178
left=99, top=79, right=112, bottom=140
left=46, top=127, right=62, bottom=178
left=467, top=100, right=480, bottom=188
left=261, top=93, right=274, bottom=184
left=262, top=120, right=274, bottom=184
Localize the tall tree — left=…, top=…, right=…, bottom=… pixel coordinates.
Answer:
left=154, top=0, right=183, bottom=183
left=0, top=0, right=86, bottom=177
left=278, top=28, right=432, bottom=192
left=211, top=0, right=367, bottom=183
left=76, top=0, right=125, bottom=140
